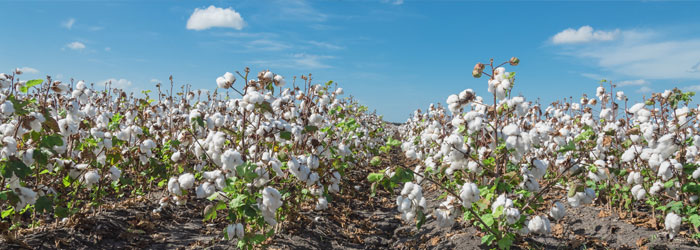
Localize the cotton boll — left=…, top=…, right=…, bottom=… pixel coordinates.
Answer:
left=83, top=170, right=101, bottom=189
left=171, top=151, right=182, bottom=162
left=693, top=168, right=700, bottom=179
left=549, top=201, right=566, bottom=221
left=168, top=177, right=182, bottom=195
left=631, top=184, right=646, bottom=200
left=108, top=166, right=122, bottom=180
left=528, top=215, right=551, bottom=235
left=315, top=197, right=328, bottom=210
left=178, top=173, right=195, bottom=190
left=459, top=182, right=480, bottom=207
left=665, top=212, right=682, bottom=239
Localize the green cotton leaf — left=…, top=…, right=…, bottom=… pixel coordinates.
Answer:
left=683, top=183, right=700, bottom=194
left=416, top=209, right=426, bottom=230
left=20, top=79, right=42, bottom=93
left=689, top=214, right=700, bottom=227
left=497, top=234, right=514, bottom=250
left=367, top=173, right=384, bottom=183
left=370, top=156, right=382, bottom=166
left=1, top=207, right=14, bottom=219
left=2, top=157, right=32, bottom=178
left=664, top=179, right=676, bottom=189
left=279, top=131, right=292, bottom=140
left=482, top=213, right=495, bottom=227
left=481, top=234, right=496, bottom=245
left=229, top=194, right=247, bottom=208
left=492, top=205, right=504, bottom=218
left=255, top=101, right=273, bottom=114
left=303, top=125, right=318, bottom=134
left=204, top=206, right=217, bottom=221
left=390, top=167, right=414, bottom=184
left=35, top=196, right=53, bottom=214
left=40, top=134, right=64, bottom=149
left=557, top=141, right=576, bottom=153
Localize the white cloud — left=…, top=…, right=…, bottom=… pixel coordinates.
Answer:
left=637, top=86, right=653, bottom=93
left=150, top=78, right=160, bottom=83
left=292, top=53, right=333, bottom=69
left=62, top=18, right=75, bottom=29
left=273, top=0, right=327, bottom=22
left=617, top=79, right=650, bottom=86
left=186, top=6, right=245, bottom=31
left=66, top=41, right=86, bottom=50
left=553, top=27, right=700, bottom=80
left=102, top=78, right=133, bottom=89
left=104, top=47, right=111, bottom=52
left=17, top=67, right=39, bottom=74
left=552, top=26, right=620, bottom=44
left=381, top=0, right=404, bottom=5
left=308, top=41, right=344, bottom=50
left=246, top=39, right=290, bottom=51
left=249, top=53, right=334, bottom=69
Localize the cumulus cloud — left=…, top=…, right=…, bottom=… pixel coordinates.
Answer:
left=553, top=27, right=700, bottom=80
left=552, top=25, right=619, bottom=44
left=617, top=79, right=650, bottom=86
left=62, top=18, right=75, bottom=29
left=186, top=6, right=245, bottom=31
left=17, top=67, right=39, bottom=74
left=66, top=41, right=86, bottom=50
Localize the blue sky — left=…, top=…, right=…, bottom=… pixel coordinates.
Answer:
left=2, top=1, right=700, bottom=122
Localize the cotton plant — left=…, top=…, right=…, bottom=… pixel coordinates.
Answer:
left=0, top=68, right=391, bottom=249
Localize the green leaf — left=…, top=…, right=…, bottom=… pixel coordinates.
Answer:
left=2, top=157, right=32, bottom=178
left=40, top=134, right=64, bottom=149
left=35, top=196, right=53, bottom=214
left=481, top=234, right=496, bottom=245
left=370, top=156, right=382, bottom=166
left=279, top=131, right=292, bottom=140
left=497, top=234, right=514, bottom=250
left=1, top=207, right=14, bottom=219
left=229, top=194, right=247, bottom=208
left=303, top=125, right=318, bottom=134
left=492, top=205, right=504, bottom=218
left=390, top=167, right=414, bottom=184
left=20, top=79, right=42, bottom=93
left=557, top=141, right=576, bottom=153
left=689, top=214, right=700, bottom=227
left=416, top=209, right=426, bottom=229
left=367, top=173, right=384, bottom=183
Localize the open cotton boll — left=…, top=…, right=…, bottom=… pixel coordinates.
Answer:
left=178, top=173, right=195, bottom=190
left=171, top=151, right=182, bottom=162
left=459, top=182, right=480, bottom=207
left=315, top=197, right=328, bottom=210
left=693, top=168, right=700, bottom=179
left=109, top=166, right=122, bottom=180
left=83, top=170, right=101, bottom=189
left=665, top=212, right=682, bottom=239
left=658, top=162, right=674, bottom=181
left=528, top=215, right=551, bottom=235
left=549, top=201, right=566, bottom=221
left=631, top=184, right=647, bottom=200
left=167, top=177, right=182, bottom=195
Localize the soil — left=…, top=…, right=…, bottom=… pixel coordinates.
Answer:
left=1, top=149, right=699, bottom=250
